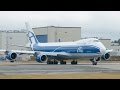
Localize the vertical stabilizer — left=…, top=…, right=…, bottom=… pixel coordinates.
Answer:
left=25, top=22, right=39, bottom=50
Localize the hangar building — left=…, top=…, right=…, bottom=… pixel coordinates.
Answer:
left=32, top=26, right=81, bottom=43
left=0, top=30, right=28, bottom=50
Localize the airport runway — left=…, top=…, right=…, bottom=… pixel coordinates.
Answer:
left=0, top=62, right=120, bottom=74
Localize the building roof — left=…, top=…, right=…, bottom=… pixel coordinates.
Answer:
left=99, top=39, right=111, bottom=40
left=32, top=26, right=81, bottom=29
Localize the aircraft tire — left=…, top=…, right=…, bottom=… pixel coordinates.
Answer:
left=47, top=60, right=50, bottom=64
left=71, top=61, right=77, bottom=65
left=64, top=61, right=66, bottom=64
left=54, top=60, right=58, bottom=64
left=51, top=61, right=54, bottom=64
left=71, top=61, right=73, bottom=64
left=94, top=62, right=97, bottom=65
left=60, top=61, right=63, bottom=64
left=92, top=61, right=97, bottom=65
left=60, top=61, right=66, bottom=64
left=47, top=60, right=53, bottom=64
left=75, top=61, right=77, bottom=64
left=10, top=60, right=14, bottom=63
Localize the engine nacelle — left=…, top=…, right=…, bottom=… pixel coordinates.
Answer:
left=6, top=52, right=17, bottom=60
left=35, top=54, right=48, bottom=63
left=102, top=53, right=110, bottom=60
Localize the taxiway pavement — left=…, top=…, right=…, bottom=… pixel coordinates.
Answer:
left=0, top=62, right=120, bottom=74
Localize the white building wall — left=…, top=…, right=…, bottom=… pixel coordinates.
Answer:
left=7, top=32, right=27, bottom=50
left=33, top=27, right=48, bottom=35
left=99, top=39, right=120, bottom=56
left=100, top=39, right=120, bottom=52
left=33, top=26, right=81, bottom=42
left=56, top=27, right=81, bottom=42
left=1, top=32, right=6, bottom=49
left=99, top=39, right=111, bottom=49
left=47, top=27, right=56, bottom=42
left=0, top=30, right=28, bottom=50
left=0, top=32, right=2, bottom=49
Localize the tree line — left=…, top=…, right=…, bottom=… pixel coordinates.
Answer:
left=112, top=39, right=120, bottom=45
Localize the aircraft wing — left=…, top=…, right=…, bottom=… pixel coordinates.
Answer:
left=11, top=50, right=35, bottom=54
left=11, top=50, right=70, bottom=56
left=0, top=49, right=70, bottom=57
left=0, top=49, right=34, bottom=54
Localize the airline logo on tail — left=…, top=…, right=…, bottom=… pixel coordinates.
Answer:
left=25, top=22, right=39, bottom=50
left=27, top=31, right=38, bottom=44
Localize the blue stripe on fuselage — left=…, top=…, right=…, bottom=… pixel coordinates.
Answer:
left=33, top=44, right=100, bottom=53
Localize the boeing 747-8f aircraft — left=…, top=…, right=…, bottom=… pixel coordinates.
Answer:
left=0, top=22, right=112, bottom=65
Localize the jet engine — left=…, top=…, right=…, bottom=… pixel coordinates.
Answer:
left=6, top=52, right=17, bottom=60
left=34, top=52, right=48, bottom=63
left=102, top=53, right=110, bottom=60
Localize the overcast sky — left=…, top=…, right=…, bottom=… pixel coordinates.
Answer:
left=0, top=11, right=120, bottom=41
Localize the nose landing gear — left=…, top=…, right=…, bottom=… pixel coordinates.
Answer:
left=90, top=58, right=99, bottom=65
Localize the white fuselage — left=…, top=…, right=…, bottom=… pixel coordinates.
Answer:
left=32, top=38, right=107, bottom=58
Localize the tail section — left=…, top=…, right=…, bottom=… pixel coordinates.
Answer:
left=25, top=22, right=39, bottom=50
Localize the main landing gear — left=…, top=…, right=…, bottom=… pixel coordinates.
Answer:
left=60, top=60, right=66, bottom=64
left=47, top=59, right=78, bottom=65
left=47, top=59, right=58, bottom=64
left=47, top=60, right=66, bottom=65
left=60, top=59, right=77, bottom=65
left=71, top=60, right=77, bottom=65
